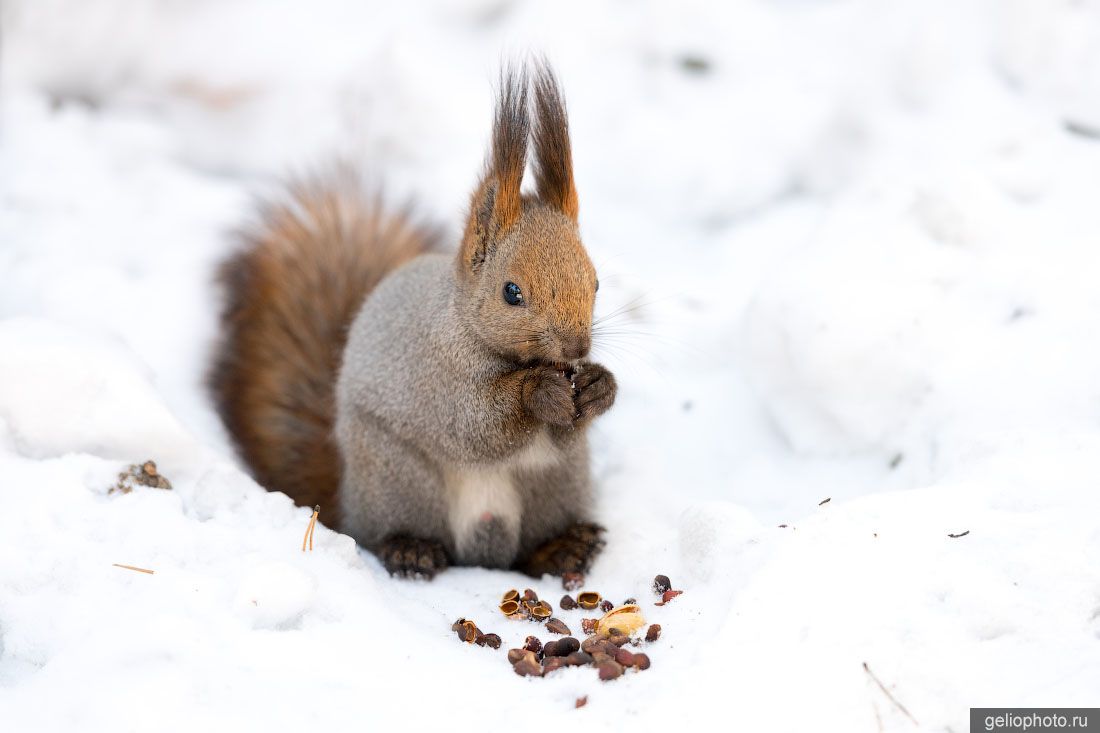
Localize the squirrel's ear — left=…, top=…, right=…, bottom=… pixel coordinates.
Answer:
left=461, top=65, right=529, bottom=273
left=531, top=61, right=578, bottom=221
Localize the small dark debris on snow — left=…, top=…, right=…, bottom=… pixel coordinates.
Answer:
left=818, top=497, right=831, bottom=506
left=948, top=530, right=970, bottom=539
left=1065, top=119, right=1100, bottom=140
left=575, top=696, right=588, bottom=709
left=678, top=54, right=711, bottom=75
left=110, top=460, right=172, bottom=494
left=889, top=453, right=904, bottom=469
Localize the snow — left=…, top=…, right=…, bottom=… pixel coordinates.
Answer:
left=3, top=0, right=1100, bottom=730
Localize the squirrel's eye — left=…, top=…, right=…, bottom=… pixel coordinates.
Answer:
left=503, top=282, right=524, bottom=305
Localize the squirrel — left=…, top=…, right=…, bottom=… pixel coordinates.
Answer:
left=208, top=61, right=616, bottom=579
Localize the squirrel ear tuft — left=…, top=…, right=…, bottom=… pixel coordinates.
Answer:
left=461, top=64, right=529, bottom=272
left=531, top=60, right=578, bottom=221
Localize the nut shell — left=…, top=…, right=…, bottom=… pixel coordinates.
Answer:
left=545, top=618, right=570, bottom=636
left=560, top=595, right=578, bottom=610
left=577, top=591, right=601, bottom=609
left=595, top=605, right=647, bottom=638
left=478, top=633, right=501, bottom=649
left=646, top=624, right=662, bottom=642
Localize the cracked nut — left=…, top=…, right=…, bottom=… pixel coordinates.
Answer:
left=560, top=595, right=578, bottom=610
left=577, top=591, right=601, bottom=610
left=646, top=624, right=661, bottom=642
left=653, top=575, right=671, bottom=595
left=595, top=604, right=646, bottom=637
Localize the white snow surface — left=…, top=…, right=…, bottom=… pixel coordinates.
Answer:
left=2, top=1, right=1100, bottom=730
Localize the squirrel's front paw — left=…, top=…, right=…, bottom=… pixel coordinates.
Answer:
left=521, top=366, right=576, bottom=427
left=377, top=535, right=449, bottom=580
left=572, top=363, right=617, bottom=422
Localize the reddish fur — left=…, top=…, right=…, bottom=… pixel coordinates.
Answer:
left=209, top=169, right=440, bottom=526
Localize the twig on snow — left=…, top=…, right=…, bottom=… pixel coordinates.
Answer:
left=113, top=563, right=155, bottom=575
left=302, top=505, right=320, bottom=551
left=862, top=662, right=918, bottom=726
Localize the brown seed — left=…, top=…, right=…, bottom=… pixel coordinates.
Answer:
left=478, top=633, right=502, bottom=649
left=645, top=624, right=662, bottom=642
left=614, top=648, right=635, bottom=667
left=513, top=651, right=543, bottom=677
left=524, top=636, right=543, bottom=655
left=542, top=640, right=559, bottom=658
left=591, top=651, right=614, bottom=665
left=502, top=589, right=520, bottom=603
left=562, top=572, right=584, bottom=590
left=633, top=652, right=651, bottom=670
left=597, top=660, right=624, bottom=681
left=607, top=633, right=629, bottom=647
left=545, top=617, right=570, bottom=635
left=575, top=696, right=588, bottom=709
left=554, top=637, right=580, bottom=656
left=507, top=648, right=526, bottom=664
left=560, top=595, right=578, bottom=610
left=577, top=592, right=601, bottom=610
left=522, top=588, right=538, bottom=604
left=580, top=618, right=598, bottom=635
left=565, top=651, right=594, bottom=667
left=655, top=589, right=683, bottom=606
left=500, top=599, right=521, bottom=616
left=653, top=575, right=672, bottom=595
left=599, top=599, right=614, bottom=612
left=542, top=656, right=567, bottom=674
left=582, top=636, right=612, bottom=655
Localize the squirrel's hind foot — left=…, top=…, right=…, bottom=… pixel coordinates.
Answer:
left=516, top=522, right=606, bottom=579
left=378, top=535, right=449, bottom=579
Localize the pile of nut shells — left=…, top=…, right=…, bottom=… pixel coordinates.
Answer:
left=485, top=574, right=682, bottom=681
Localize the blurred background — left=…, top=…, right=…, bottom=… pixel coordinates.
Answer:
left=2, top=1, right=1100, bottom=728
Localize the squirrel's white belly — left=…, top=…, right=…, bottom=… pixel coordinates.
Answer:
left=445, top=432, right=559, bottom=559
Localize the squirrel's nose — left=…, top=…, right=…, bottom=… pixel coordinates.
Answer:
left=561, top=334, right=590, bottom=361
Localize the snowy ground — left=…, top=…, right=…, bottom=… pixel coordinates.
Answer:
left=3, top=0, right=1100, bottom=730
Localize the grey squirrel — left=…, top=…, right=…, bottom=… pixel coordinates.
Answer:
left=209, top=61, right=616, bottom=579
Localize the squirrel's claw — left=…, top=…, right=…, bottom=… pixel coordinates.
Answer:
left=516, top=522, right=606, bottom=578
left=378, top=535, right=450, bottom=580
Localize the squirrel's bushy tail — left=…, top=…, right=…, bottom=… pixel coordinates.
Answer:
left=208, top=168, right=440, bottom=526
